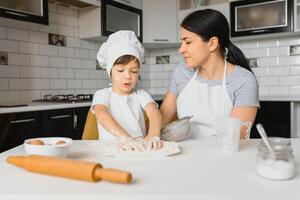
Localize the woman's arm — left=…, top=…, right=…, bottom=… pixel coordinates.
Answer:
left=231, top=106, right=258, bottom=139
left=93, top=104, right=131, bottom=138
left=159, top=92, right=177, bottom=128
left=144, top=102, right=162, bottom=138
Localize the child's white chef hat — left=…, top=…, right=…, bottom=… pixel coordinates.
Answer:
left=97, top=30, right=144, bottom=78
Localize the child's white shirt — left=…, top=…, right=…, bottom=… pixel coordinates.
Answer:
left=91, top=87, right=157, bottom=141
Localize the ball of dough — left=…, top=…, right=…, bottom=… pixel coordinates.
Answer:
left=55, top=140, right=66, bottom=145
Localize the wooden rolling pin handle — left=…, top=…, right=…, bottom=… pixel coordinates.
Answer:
left=94, top=166, right=132, bottom=184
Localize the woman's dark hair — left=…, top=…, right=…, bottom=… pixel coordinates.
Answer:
left=181, top=9, right=252, bottom=72
left=114, top=55, right=139, bottom=66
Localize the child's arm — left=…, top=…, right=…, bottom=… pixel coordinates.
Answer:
left=143, top=102, right=162, bottom=139
left=93, top=104, right=131, bottom=138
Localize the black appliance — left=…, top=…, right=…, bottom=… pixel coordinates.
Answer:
left=230, top=0, right=293, bottom=37
left=0, top=0, right=48, bottom=25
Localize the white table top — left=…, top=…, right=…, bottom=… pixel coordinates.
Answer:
left=0, top=139, right=300, bottom=200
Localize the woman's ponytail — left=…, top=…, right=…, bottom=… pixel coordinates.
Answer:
left=227, top=42, right=252, bottom=72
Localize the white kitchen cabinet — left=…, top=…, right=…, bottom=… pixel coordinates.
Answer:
left=178, top=1, right=229, bottom=26
left=294, top=0, right=300, bottom=32
left=114, top=0, right=142, bottom=9
left=79, top=6, right=102, bottom=40
left=143, top=0, right=179, bottom=44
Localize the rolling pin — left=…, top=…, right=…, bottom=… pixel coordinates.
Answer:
left=6, top=155, right=132, bottom=184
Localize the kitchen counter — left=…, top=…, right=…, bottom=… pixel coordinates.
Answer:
left=0, top=95, right=164, bottom=114
left=0, top=102, right=92, bottom=114
left=0, top=138, right=299, bottom=200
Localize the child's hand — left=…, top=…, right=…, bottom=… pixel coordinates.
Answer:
left=117, top=136, right=146, bottom=152
left=144, top=136, right=162, bottom=151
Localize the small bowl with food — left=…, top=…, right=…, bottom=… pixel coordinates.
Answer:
left=24, top=137, right=73, bottom=157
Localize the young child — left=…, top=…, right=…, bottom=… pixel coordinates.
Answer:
left=91, top=30, right=162, bottom=151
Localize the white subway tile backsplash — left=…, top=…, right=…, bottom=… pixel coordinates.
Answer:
left=48, top=3, right=56, bottom=12
left=7, top=28, right=29, bottom=41
left=144, top=57, right=156, bottom=65
left=82, top=59, right=95, bottom=69
left=269, top=86, right=290, bottom=96
left=269, top=47, right=290, bottom=57
left=58, top=47, right=74, bottom=57
left=141, top=72, right=151, bottom=80
left=291, top=86, right=300, bottom=95
left=0, top=39, right=18, bottom=52
left=49, top=12, right=66, bottom=24
left=66, top=37, right=81, bottom=48
left=259, top=57, right=278, bottom=66
left=39, top=44, right=57, bottom=56
left=75, top=48, right=89, bottom=59
left=58, top=25, right=74, bottom=36
left=279, top=56, right=300, bottom=66
left=97, top=80, right=110, bottom=88
left=49, top=57, right=66, bottom=68
left=0, top=26, right=6, bottom=38
left=20, top=42, right=39, bottom=54
left=269, top=67, right=290, bottom=76
left=252, top=67, right=269, bottom=77
left=89, top=70, right=102, bottom=79
left=20, top=67, right=40, bottom=78
left=0, top=91, right=20, bottom=103
left=0, top=65, right=19, bottom=78
left=59, top=68, right=75, bottom=79
left=149, top=65, right=162, bottom=72
left=259, top=77, right=279, bottom=86
left=30, top=55, right=49, bottom=67
left=291, top=67, right=300, bottom=75
left=40, top=67, right=58, bottom=78
left=258, top=38, right=279, bottom=47
left=73, top=27, right=79, bottom=38
left=81, top=40, right=97, bottom=50
left=82, top=80, right=97, bottom=88
left=280, top=76, right=300, bottom=86
left=20, top=90, right=41, bottom=101
left=39, top=23, right=58, bottom=34
left=67, top=58, right=82, bottom=68
left=29, top=31, right=48, bottom=44
left=89, top=50, right=97, bottom=59
left=66, top=16, right=79, bottom=27
left=241, top=40, right=259, bottom=49
left=258, top=86, right=269, bottom=96
left=67, top=79, right=82, bottom=89
left=155, top=72, right=170, bottom=79
left=0, top=78, right=8, bottom=90
left=250, top=48, right=268, bottom=58
left=8, top=53, right=30, bottom=66
left=75, top=69, right=89, bottom=79
left=9, top=79, right=30, bottom=90
left=279, top=37, right=300, bottom=46
left=30, top=79, right=49, bottom=89
left=50, top=79, right=67, bottom=89
left=151, top=80, right=163, bottom=87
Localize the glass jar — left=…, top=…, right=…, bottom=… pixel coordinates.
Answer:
left=256, top=137, right=295, bottom=180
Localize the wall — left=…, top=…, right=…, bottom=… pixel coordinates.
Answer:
left=145, top=35, right=300, bottom=98
left=1, top=2, right=300, bottom=104
left=0, top=3, right=110, bottom=103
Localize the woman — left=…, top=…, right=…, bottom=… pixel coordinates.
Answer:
left=160, top=9, right=259, bottom=139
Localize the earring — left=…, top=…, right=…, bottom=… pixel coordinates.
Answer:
left=224, top=47, right=228, bottom=59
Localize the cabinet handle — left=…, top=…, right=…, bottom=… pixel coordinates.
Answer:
left=153, top=39, right=169, bottom=42
left=50, top=114, right=71, bottom=119
left=73, top=114, right=78, bottom=129
left=10, top=119, right=35, bottom=124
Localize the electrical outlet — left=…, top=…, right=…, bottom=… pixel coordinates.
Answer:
left=290, top=45, right=300, bottom=56
left=248, top=58, right=258, bottom=68
left=156, top=55, right=170, bottom=64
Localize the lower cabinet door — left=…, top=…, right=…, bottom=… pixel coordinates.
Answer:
left=40, top=109, right=75, bottom=139
left=0, top=111, right=40, bottom=153
left=73, top=107, right=90, bottom=140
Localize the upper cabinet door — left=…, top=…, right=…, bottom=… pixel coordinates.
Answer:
left=143, top=0, right=178, bottom=43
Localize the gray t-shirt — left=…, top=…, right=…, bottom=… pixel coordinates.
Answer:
left=169, top=63, right=260, bottom=107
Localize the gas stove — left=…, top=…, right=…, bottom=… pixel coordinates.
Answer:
left=32, top=94, right=93, bottom=103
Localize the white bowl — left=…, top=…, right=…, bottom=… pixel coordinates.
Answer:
left=24, top=137, right=73, bottom=157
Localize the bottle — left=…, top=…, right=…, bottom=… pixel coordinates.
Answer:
left=256, top=137, right=295, bottom=180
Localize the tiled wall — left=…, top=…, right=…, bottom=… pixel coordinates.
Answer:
left=0, top=3, right=110, bottom=104
left=1, top=2, right=300, bottom=104
left=146, top=36, right=300, bottom=98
